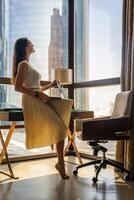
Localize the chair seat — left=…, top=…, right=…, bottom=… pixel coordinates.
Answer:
left=75, top=116, right=130, bottom=141
left=76, top=131, right=129, bottom=141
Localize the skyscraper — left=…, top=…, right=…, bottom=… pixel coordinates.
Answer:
left=48, top=8, right=63, bottom=80
left=48, top=0, right=68, bottom=80
left=75, top=0, right=89, bottom=110
left=62, top=0, right=68, bottom=68
left=0, top=0, right=6, bottom=103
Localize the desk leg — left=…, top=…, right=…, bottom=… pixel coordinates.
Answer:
left=64, top=140, right=72, bottom=156
left=0, top=121, right=16, bottom=164
left=64, top=131, right=83, bottom=164
left=0, top=121, right=19, bottom=179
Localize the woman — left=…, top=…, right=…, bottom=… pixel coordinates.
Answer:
left=12, top=37, right=73, bottom=179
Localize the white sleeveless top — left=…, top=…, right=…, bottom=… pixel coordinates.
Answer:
left=19, top=61, right=41, bottom=91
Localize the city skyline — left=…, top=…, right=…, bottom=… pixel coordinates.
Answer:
left=4, top=0, right=63, bottom=106
left=6, top=0, right=62, bottom=80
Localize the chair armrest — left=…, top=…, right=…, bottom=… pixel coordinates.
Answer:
left=75, top=116, right=111, bottom=132
left=81, top=116, right=130, bottom=140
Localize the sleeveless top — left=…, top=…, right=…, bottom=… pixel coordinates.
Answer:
left=19, top=60, right=41, bottom=91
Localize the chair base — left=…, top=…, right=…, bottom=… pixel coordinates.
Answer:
left=73, top=157, right=130, bottom=183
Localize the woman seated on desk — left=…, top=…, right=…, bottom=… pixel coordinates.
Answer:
left=12, top=37, right=73, bottom=179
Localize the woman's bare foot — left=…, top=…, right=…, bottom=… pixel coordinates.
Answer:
left=55, top=163, right=70, bottom=180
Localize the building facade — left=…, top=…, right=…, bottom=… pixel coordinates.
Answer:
left=74, top=0, right=89, bottom=109
left=0, top=0, right=6, bottom=103
left=48, top=8, right=63, bottom=80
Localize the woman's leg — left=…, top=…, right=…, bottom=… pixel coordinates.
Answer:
left=55, top=139, right=69, bottom=179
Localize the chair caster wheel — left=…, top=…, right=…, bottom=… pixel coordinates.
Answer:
left=92, top=177, right=98, bottom=183
left=124, top=174, right=130, bottom=181
left=73, top=170, right=78, bottom=176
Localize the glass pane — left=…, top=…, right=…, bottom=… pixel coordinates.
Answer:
left=74, top=85, right=120, bottom=157
left=74, top=85, right=121, bottom=117
left=1, top=129, right=56, bottom=158
left=1, top=0, right=69, bottom=158
left=4, top=0, right=68, bottom=79
left=74, top=0, right=122, bottom=82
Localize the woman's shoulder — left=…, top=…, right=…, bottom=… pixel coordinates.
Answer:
left=18, top=60, right=29, bottom=66
left=18, top=60, right=30, bottom=71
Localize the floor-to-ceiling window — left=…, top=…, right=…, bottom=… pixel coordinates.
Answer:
left=0, top=0, right=123, bottom=159
left=74, top=0, right=123, bottom=157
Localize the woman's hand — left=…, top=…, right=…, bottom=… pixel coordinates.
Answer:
left=51, top=80, right=58, bottom=88
left=40, top=80, right=59, bottom=92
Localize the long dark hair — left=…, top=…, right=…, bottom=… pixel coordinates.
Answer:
left=12, top=37, right=29, bottom=79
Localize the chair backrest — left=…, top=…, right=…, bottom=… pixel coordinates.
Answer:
left=111, top=90, right=133, bottom=118
left=80, top=90, right=133, bottom=141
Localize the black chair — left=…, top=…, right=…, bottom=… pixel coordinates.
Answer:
left=73, top=91, right=133, bottom=183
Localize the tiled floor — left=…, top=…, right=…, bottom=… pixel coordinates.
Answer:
left=0, top=156, right=134, bottom=200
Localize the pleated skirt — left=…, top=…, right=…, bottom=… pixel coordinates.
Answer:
left=22, top=94, right=73, bottom=149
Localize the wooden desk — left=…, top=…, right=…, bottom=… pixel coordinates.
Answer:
left=64, top=110, right=94, bottom=164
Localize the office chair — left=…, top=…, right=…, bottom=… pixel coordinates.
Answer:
left=73, top=91, right=133, bottom=183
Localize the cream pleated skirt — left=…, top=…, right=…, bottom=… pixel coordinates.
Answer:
left=22, top=94, right=73, bottom=149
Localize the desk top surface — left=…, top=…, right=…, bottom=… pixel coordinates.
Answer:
left=0, top=103, right=94, bottom=125
left=0, top=103, right=23, bottom=122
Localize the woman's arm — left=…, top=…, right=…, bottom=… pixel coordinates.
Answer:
left=40, top=83, right=53, bottom=92
left=40, top=80, right=57, bottom=92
